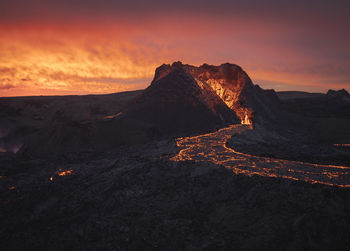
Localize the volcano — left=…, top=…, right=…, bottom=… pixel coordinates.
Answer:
left=117, top=63, right=239, bottom=137
left=20, top=62, right=281, bottom=154
left=127, top=61, right=281, bottom=127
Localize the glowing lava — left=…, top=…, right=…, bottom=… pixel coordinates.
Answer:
left=334, top=144, right=350, bottom=147
left=57, top=170, right=73, bottom=176
left=171, top=125, right=350, bottom=188
left=241, top=111, right=252, bottom=125
left=104, top=112, right=123, bottom=120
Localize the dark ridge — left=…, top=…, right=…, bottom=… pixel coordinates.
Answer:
left=326, top=88, right=350, bottom=98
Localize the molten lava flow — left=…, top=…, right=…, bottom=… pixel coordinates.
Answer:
left=57, top=170, right=73, bottom=176
left=241, top=112, right=252, bottom=125
left=334, top=144, right=350, bottom=147
left=171, top=125, right=350, bottom=188
left=104, top=112, right=123, bottom=119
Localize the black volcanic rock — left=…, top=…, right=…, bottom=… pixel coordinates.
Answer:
left=0, top=91, right=142, bottom=153
left=326, top=89, right=350, bottom=99
left=263, top=89, right=280, bottom=103
left=3, top=151, right=350, bottom=251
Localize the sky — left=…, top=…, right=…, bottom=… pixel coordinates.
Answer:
left=0, top=0, right=349, bottom=96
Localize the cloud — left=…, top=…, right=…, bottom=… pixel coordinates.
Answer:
left=80, top=77, right=151, bottom=85
left=1, top=1, right=349, bottom=23
left=0, top=83, right=15, bottom=89
left=0, top=1, right=349, bottom=96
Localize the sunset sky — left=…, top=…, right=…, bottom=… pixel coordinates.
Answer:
left=1, top=0, right=349, bottom=96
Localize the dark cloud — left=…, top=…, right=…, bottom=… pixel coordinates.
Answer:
left=1, top=0, right=349, bottom=24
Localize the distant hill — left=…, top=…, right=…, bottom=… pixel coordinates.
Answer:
left=278, top=88, right=350, bottom=144
left=326, top=89, right=350, bottom=99
left=277, top=91, right=324, bottom=100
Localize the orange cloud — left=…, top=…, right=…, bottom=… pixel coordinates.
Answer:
left=0, top=24, right=160, bottom=96
left=0, top=13, right=349, bottom=96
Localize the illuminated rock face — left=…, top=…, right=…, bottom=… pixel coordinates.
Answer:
left=155, top=62, right=258, bottom=125
left=195, top=78, right=253, bottom=125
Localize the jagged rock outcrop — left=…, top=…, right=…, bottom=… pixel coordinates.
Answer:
left=326, top=89, right=350, bottom=99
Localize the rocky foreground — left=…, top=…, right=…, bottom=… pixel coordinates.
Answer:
left=1, top=140, right=350, bottom=250
left=1, top=63, right=350, bottom=250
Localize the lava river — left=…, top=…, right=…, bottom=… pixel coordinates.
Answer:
left=171, top=125, right=350, bottom=188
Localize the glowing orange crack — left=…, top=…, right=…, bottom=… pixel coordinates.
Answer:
left=57, top=170, right=73, bottom=176
left=50, top=169, right=73, bottom=181
left=104, top=112, right=122, bottom=119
